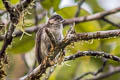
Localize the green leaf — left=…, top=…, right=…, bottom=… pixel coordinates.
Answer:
left=57, top=6, right=77, bottom=19
left=49, top=59, right=81, bottom=80
left=75, top=58, right=102, bottom=79
left=10, top=0, right=19, bottom=4
left=40, top=0, right=60, bottom=10
left=75, top=21, right=101, bottom=32
left=56, top=6, right=89, bottom=19
left=0, top=0, right=5, bottom=10
left=49, top=57, right=102, bottom=80
left=86, top=0, right=104, bottom=13
left=7, top=33, right=35, bottom=54
left=0, top=0, right=20, bottom=9
left=104, top=74, right=120, bottom=80
left=100, top=38, right=120, bottom=66
left=111, top=38, right=120, bottom=57
left=74, top=0, right=104, bottom=13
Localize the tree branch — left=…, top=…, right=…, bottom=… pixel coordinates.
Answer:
left=64, top=51, right=120, bottom=62
left=0, top=0, right=16, bottom=79
left=2, top=0, right=12, bottom=12
left=57, top=29, right=120, bottom=54
left=22, top=50, right=120, bottom=80
left=0, top=3, right=120, bottom=80
left=0, top=0, right=35, bottom=57
left=0, top=0, right=36, bottom=79
left=16, top=0, right=34, bottom=12
left=0, top=6, right=119, bottom=40
left=0, top=23, right=15, bottom=56
left=0, top=6, right=118, bottom=39
left=64, top=7, right=120, bottom=25
left=1, top=26, right=120, bottom=42
left=21, top=59, right=52, bottom=80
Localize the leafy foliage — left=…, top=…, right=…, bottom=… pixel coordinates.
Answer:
left=40, top=0, right=60, bottom=10
left=0, top=0, right=120, bottom=80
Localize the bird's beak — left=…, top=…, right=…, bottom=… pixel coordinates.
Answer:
left=60, top=20, right=65, bottom=23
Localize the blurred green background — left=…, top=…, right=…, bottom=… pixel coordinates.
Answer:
left=0, top=0, right=120, bottom=80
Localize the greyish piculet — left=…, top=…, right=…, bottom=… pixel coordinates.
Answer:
left=35, top=14, right=64, bottom=64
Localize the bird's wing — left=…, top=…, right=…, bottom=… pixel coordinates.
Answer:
left=35, top=27, right=44, bottom=64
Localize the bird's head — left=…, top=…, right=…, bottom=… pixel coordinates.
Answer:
left=48, top=14, right=64, bottom=25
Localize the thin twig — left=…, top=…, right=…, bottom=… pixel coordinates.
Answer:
left=74, top=59, right=107, bottom=80
left=16, top=0, right=34, bottom=12
left=75, top=0, right=86, bottom=17
left=34, top=1, right=38, bottom=27
left=102, top=18, right=120, bottom=28
left=85, top=67, right=120, bottom=80
left=43, top=66, right=56, bottom=80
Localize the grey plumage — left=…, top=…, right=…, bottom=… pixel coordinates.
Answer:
left=35, top=15, right=64, bottom=64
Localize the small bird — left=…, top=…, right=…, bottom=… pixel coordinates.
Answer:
left=35, top=14, right=64, bottom=64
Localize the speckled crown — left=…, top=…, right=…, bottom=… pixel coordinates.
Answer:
left=49, top=14, right=64, bottom=21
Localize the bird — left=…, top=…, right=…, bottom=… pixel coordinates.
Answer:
left=35, top=14, right=64, bottom=64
